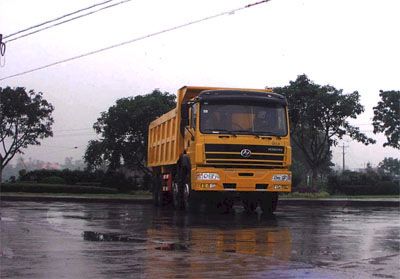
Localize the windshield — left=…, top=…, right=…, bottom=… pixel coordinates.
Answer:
left=200, top=102, right=288, bottom=136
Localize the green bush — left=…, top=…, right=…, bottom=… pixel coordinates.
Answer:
left=327, top=171, right=399, bottom=195
left=18, top=169, right=149, bottom=193
left=101, top=171, right=137, bottom=193
left=40, top=176, right=66, bottom=184
left=376, top=181, right=399, bottom=195
left=1, top=183, right=118, bottom=194
left=20, top=169, right=106, bottom=185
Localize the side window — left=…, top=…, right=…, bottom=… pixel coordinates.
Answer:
left=191, top=103, right=197, bottom=129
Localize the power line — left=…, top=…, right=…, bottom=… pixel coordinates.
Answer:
left=39, top=145, right=81, bottom=150
left=3, top=0, right=115, bottom=40
left=0, top=0, right=271, bottom=81
left=4, top=0, right=134, bottom=44
left=0, top=34, right=5, bottom=56
left=53, top=127, right=93, bottom=132
left=52, top=133, right=97, bottom=138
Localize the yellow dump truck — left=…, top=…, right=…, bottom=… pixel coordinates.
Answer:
left=147, top=86, right=291, bottom=213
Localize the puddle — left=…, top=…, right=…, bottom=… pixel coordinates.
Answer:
left=0, top=217, right=15, bottom=222
left=63, top=215, right=91, bottom=220
left=83, top=231, right=189, bottom=252
left=83, top=231, right=147, bottom=243
left=155, top=243, right=189, bottom=251
left=223, top=249, right=236, bottom=253
left=1, top=248, right=14, bottom=259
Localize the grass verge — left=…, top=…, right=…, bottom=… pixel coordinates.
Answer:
left=0, top=192, right=152, bottom=200
left=1, top=189, right=398, bottom=201
left=281, top=192, right=399, bottom=199
left=1, top=182, right=118, bottom=194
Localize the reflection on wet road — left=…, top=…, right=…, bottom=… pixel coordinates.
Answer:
left=1, top=202, right=399, bottom=278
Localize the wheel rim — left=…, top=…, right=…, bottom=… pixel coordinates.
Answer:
left=183, top=183, right=190, bottom=207
left=243, top=200, right=256, bottom=212
left=173, top=182, right=179, bottom=207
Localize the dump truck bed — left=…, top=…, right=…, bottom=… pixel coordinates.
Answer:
left=148, top=108, right=180, bottom=167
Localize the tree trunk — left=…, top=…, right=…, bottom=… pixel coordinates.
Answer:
left=311, top=168, right=318, bottom=189
left=0, top=155, right=3, bottom=187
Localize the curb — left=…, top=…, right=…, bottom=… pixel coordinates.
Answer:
left=279, top=199, right=400, bottom=207
left=1, top=195, right=399, bottom=207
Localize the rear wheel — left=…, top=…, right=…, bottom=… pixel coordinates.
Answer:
left=152, top=175, right=161, bottom=207
left=157, top=187, right=166, bottom=207
left=153, top=175, right=168, bottom=207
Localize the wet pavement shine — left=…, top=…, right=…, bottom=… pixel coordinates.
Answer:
left=1, top=201, right=399, bottom=278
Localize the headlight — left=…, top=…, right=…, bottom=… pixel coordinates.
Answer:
left=272, top=174, right=291, bottom=182
left=197, top=173, right=220, bottom=180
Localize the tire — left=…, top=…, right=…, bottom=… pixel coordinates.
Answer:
left=216, top=198, right=234, bottom=214
left=271, top=193, right=278, bottom=212
left=174, top=154, right=191, bottom=210
left=183, top=178, right=199, bottom=212
left=242, top=199, right=257, bottom=214
left=157, top=187, right=165, bottom=207
left=172, top=181, right=182, bottom=209
left=152, top=175, right=168, bottom=207
left=152, top=176, right=161, bottom=207
left=259, top=192, right=278, bottom=214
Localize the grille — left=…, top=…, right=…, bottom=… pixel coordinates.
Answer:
left=205, top=144, right=285, bottom=168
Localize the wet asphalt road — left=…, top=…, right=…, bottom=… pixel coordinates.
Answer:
left=1, top=201, right=399, bottom=279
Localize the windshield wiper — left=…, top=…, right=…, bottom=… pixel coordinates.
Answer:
left=231, top=130, right=283, bottom=138
left=204, top=129, right=237, bottom=136
left=251, top=131, right=283, bottom=138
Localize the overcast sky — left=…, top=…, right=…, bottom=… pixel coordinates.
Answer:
left=1, top=0, right=399, bottom=170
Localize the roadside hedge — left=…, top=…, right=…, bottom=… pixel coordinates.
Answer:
left=327, top=171, right=399, bottom=195
left=331, top=182, right=399, bottom=195
left=40, top=176, right=66, bottom=184
left=18, top=169, right=149, bottom=192
left=1, top=183, right=118, bottom=194
left=20, top=169, right=106, bottom=185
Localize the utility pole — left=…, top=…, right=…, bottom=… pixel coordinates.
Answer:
left=339, top=144, right=349, bottom=172
left=0, top=33, right=5, bottom=56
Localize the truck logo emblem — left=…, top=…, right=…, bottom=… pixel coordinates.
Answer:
left=240, top=149, right=251, bottom=158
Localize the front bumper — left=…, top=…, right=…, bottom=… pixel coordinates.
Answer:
left=192, top=167, right=291, bottom=192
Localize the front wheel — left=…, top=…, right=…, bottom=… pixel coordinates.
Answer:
left=242, top=199, right=257, bottom=214
left=152, top=175, right=161, bottom=206
left=183, top=181, right=200, bottom=212
left=259, top=192, right=278, bottom=214
left=172, top=181, right=182, bottom=209
left=216, top=198, right=234, bottom=214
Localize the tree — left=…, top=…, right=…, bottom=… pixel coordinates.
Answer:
left=274, top=74, right=375, bottom=184
left=378, top=157, right=400, bottom=176
left=84, top=140, right=107, bottom=171
left=0, top=87, right=54, bottom=181
left=61, top=156, right=85, bottom=170
left=372, top=90, right=400, bottom=149
left=84, top=89, right=176, bottom=172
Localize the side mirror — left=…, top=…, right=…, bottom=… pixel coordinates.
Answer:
left=181, top=103, right=189, bottom=119
left=180, top=103, right=189, bottom=134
